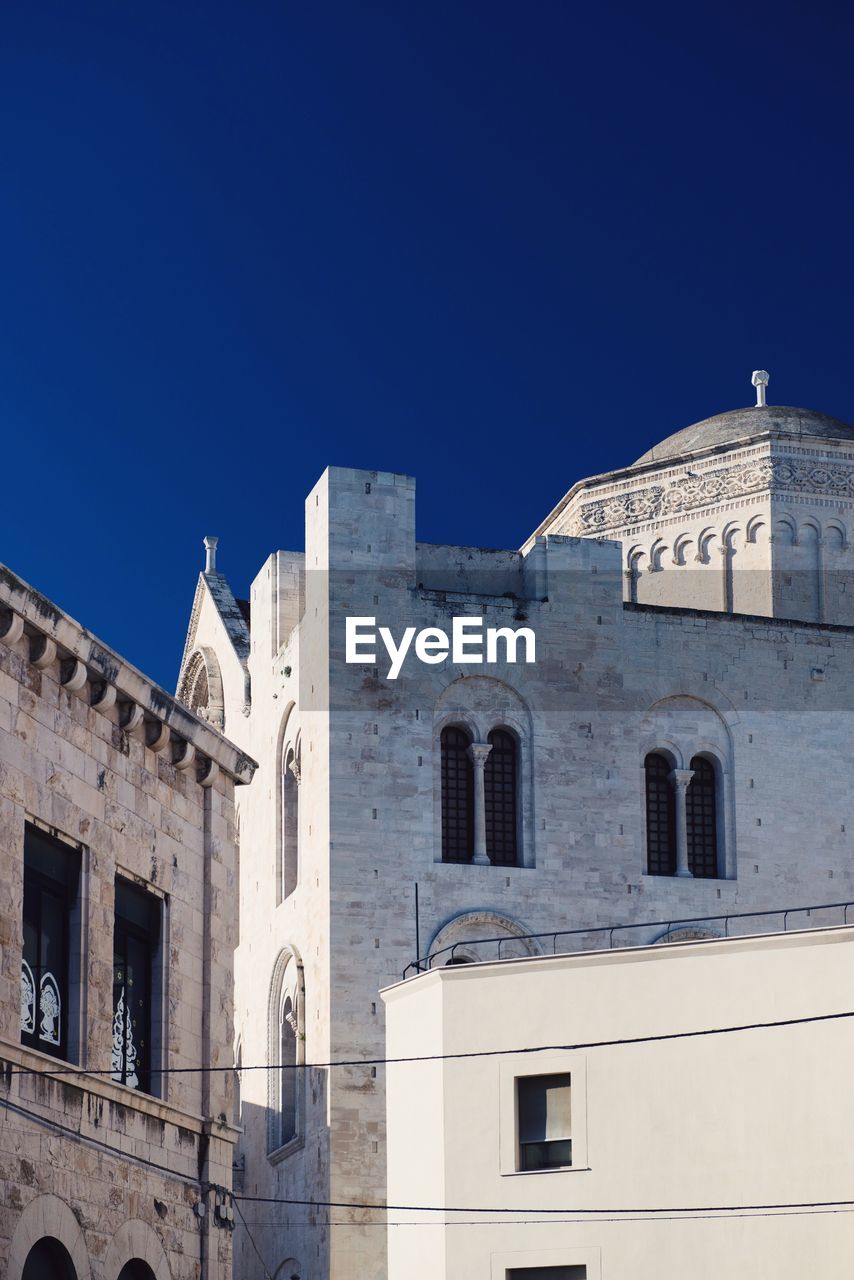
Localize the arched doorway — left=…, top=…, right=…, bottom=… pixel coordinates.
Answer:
left=22, top=1238, right=77, bottom=1280
left=117, top=1263, right=157, bottom=1280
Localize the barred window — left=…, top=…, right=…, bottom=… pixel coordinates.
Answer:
left=687, top=756, right=718, bottom=878
left=645, top=752, right=676, bottom=876
left=485, top=728, right=518, bottom=866
left=441, top=726, right=473, bottom=863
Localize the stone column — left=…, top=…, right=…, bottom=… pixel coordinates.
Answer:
left=468, top=743, right=493, bottom=865
left=669, top=769, right=695, bottom=878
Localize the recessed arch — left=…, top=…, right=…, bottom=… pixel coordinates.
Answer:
left=7, top=1196, right=91, bottom=1280
left=267, top=945, right=305, bottom=1159
left=104, top=1219, right=170, bottom=1280
left=428, top=909, right=542, bottom=967
left=433, top=676, right=535, bottom=867
left=176, top=646, right=225, bottom=730
left=639, top=696, right=736, bottom=880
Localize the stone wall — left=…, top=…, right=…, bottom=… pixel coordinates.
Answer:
left=0, top=568, right=253, bottom=1280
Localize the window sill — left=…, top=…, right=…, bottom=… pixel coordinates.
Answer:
left=267, top=1133, right=305, bottom=1165
left=501, top=1165, right=590, bottom=1177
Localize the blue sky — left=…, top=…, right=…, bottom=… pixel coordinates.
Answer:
left=1, top=0, right=852, bottom=688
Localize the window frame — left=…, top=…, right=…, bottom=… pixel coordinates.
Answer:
left=440, top=724, right=475, bottom=863
left=267, top=948, right=305, bottom=1162
left=516, top=1071, right=573, bottom=1171
left=686, top=753, right=720, bottom=878
left=485, top=726, right=520, bottom=867
left=644, top=750, right=677, bottom=876
left=111, top=875, right=165, bottom=1097
left=21, top=823, right=84, bottom=1064
left=490, top=1248, right=600, bottom=1280
left=499, top=1053, right=589, bottom=1178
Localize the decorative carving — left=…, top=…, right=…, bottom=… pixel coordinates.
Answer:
left=20, top=961, right=35, bottom=1034
left=111, top=987, right=139, bottom=1088
left=573, top=456, right=854, bottom=534
left=38, top=972, right=61, bottom=1045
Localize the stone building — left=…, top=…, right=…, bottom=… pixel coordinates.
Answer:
left=0, top=565, right=255, bottom=1280
left=383, top=924, right=854, bottom=1279
left=176, top=379, right=854, bottom=1279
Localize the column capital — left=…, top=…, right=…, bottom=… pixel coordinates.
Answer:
left=467, top=742, right=493, bottom=769
left=669, top=768, right=694, bottom=791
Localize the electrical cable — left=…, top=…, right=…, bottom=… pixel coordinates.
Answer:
left=9, top=1005, right=854, bottom=1079
left=232, top=1192, right=854, bottom=1216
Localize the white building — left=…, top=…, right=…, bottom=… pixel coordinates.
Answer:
left=382, top=924, right=854, bottom=1279
left=176, top=379, right=854, bottom=1279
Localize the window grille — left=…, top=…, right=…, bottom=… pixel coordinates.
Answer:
left=644, top=752, right=676, bottom=875
left=687, top=756, right=718, bottom=878
left=441, top=726, right=474, bottom=862
left=485, top=728, right=518, bottom=866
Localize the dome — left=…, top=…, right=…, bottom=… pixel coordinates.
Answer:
left=634, top=405, right=854, bottom=466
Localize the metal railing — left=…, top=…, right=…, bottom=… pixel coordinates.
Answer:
left=403, top=899, right=854, bottom=978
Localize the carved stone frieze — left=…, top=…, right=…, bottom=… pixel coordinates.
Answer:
left=571, top=456, right=854, bottom=534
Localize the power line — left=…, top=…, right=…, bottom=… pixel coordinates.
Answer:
left=233, top=1198, right=275, bottom=1279
left=236, top=1205, right=854, bottom=1228
left=5, top=1083, right=851, bottom=1231
left=0, top=1092, right=200, bottom=1188
left=10, top=1005, right=854, bottom=1080
left=233, top=1193, right=854, bottom=1216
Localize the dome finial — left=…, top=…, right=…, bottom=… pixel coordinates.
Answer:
left=203, top=535, right=219, bottom=574
left=751, top=369, right=770, bottom=407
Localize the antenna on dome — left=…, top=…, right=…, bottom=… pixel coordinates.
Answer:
left=751, top=370, right=770, bottom=407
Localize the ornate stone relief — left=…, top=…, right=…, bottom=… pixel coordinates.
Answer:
left=571, top=456, right=854, bottom=535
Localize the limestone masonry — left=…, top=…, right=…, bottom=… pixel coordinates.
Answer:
left=0, top=566, right=255, bottom=1280
left=176, top=386, right=854, bottom=1279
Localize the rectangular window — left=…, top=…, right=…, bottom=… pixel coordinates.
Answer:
left=508, top=1270, right=586, bottom=1279
left=21, top=825, right=80, bottom=1061
left=112, top=878, right=161, bottom=1095
left=517, top=1073, right=572, bottom=1171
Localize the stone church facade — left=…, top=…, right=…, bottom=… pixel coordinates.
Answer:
left=176, top=387, right=854, bottom=1279
left=0, top=566, right=255, bottom=1280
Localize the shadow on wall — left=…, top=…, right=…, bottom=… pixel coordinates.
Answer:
left=234, top=1071, right=330, bottom=1280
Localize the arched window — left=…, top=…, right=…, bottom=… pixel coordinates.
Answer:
left=279, top=994, right=298, bottom=1147
left=441, top=726, right=473, bottom=863
left=22, top=1238, right=77, bottom=1280
left=687, top=756, right=718, bottom=878
left=485, top=728, right=518, bottom=866
left=234, top=1041, right=242, bottom=1127
left=645, top=752, right=676, bottom=875
left=281, top=745, right=300, bottom=900
left=268, top=949, right=303, bottom=1156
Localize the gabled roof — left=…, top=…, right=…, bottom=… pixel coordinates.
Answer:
left=178, top=569, right=250, bottom=690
